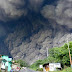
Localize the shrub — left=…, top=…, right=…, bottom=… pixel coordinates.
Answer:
left=36, top=68, right=43, bottom=71
left=15, top=59, right=29, bottom=67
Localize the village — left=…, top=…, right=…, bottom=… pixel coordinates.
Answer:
left=0, top=54, right=63, bottom=72
left=0, top=54, right=62, bottom=72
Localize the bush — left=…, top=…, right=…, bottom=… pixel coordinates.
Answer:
left=36, top=68, right=43, bottom=71
left=30, top=60, right=43, bottom=70
left=15, top=59, right=29, bottom=67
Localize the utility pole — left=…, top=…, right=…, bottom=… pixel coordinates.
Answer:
left=47, top=47, right=48, bottom=57
left=45, top=42, right=49, bottom=57
left=67, top=38, right=72, bottom=67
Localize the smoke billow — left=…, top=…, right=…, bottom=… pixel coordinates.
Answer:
left=28, top=0, right=44, bottom=12
left=41, top=0, right=72, bottom=28
left=0, top=0, right=27, bottom=21
left=0, top=0, right=44, bottom=21
left=41, top=5, right=55, bottom=19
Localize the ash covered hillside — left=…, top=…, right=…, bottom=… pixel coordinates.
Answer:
left=4, top=18, right=70, bottom=64
left=2, top=0, right=72, bottom=64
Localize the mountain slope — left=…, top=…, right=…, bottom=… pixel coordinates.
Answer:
left=4, top=18, right=71, bottom=64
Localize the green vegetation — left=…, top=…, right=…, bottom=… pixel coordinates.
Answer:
left=60, top=67, right=72, bottom=72
left=15, top=59, right=29, bottom=67
left=51, top=67, right=72, bottom=72
left=48, top=42, right=72, bottom=66
left=13, top=42, right=72, bottom=71
left=30, top=60, right=43, bottom=70
left=30, top=41, right=72, bottom=71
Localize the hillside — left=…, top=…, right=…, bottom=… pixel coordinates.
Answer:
left=0, top=0, right=72, bottom=65
left=4, top=19, right=71, bottom=64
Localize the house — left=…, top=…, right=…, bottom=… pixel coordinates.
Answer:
left=49, top=63, right=61, bottom=71
left=1, top=55, right=12, bottom=72
left=12, top=61, right=20, bottom=71
left=43, top=63, right=61, bottom=72
left=12, top=63, right=20, bottom=69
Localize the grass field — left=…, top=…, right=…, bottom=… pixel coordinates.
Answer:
left=36, top=67, right=72, bottom=72
left=50, top=67, right=72, bottom=72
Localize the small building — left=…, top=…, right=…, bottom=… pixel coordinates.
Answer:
left=12, top=63, right=20, bottom=69
left=49, top=63, right=61, bottom=71
left=12, top=62, right=20, bottom=71
left=43, top=63, right=61, bottom=72
left=1, top=55, right=12, bottom=72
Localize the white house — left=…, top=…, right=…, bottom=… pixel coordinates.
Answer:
left=43, top=63, right=61, bottom=72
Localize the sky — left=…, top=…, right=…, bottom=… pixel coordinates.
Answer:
left=0, top=0, right=72, bottom=38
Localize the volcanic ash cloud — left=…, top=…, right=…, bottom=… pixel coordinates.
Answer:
left=41, top=0, right=72, bottom=28
left=0, top=0, right=27, bottom=21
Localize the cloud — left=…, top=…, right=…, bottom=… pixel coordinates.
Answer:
left=41, top=5, right=55, bottom=19
left=0, top=0, right=27, bottom=21
left=0, top=0, right=44, bottom=21
left=41, top=0, right=72, bottom=28
left=28, top=0, right=44, bottom=12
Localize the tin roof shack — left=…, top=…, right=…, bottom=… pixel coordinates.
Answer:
left=43, top=63, right=49, bottom=72
left=1, top=55, right=12, bottom=72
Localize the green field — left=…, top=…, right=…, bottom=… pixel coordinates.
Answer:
left=49, top=67, right=72, bottom=72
